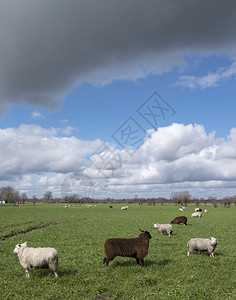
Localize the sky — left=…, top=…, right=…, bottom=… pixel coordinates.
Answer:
left=0, top=0, right=236, bottom=200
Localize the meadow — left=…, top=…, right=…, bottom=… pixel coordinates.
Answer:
left=0, top=203, right=235, bottom=300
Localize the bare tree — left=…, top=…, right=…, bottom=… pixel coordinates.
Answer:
left=21, top=192, right=28, bottom=204
left=171, top=191, right=191, bottom=206
left=0, top=186, right=17, bottom=205
left=43, top=191, right=53, bottom=203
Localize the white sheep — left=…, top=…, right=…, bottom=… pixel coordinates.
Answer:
left=187, top=237, right=218, bottom=257
left=179, top=208, right=184, bottom=212
left=121, top=206, right=128, bottom=211
left=191, top=212, right=202, bottom=218
left=154, top=224, right=173, bottom=236
left=204, top=209, right=208, bottom=213
left=14, top=242, right=58, bottom=278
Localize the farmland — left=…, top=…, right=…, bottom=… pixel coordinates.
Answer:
left=0, top=203, right=235, bottom=300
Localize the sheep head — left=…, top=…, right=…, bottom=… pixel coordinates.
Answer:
left=210, top=237, right=217, bottom=245
left=13, top=242, right=27, bottom=254
left=139, top=229, right=152, bottom=239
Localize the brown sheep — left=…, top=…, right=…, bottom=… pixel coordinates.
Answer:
left=103, top=229, right=152, bottom=267
left=171, top=216, right=187, bottom=226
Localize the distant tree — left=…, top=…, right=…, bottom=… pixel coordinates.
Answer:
left=21, top=192, right=28, bottom=204
left=222, top=197, right=232, bottom=208
left=171, top=191, right=191, bottom=206
left=43, top=191, right=53, bottom=203
left=138, top=198, right=144, bottom=206
left=32, top=195, right=38, bottom=206
left=208, top=197, right=218, bottom=208
left=0, top=186, right=17, bottom=205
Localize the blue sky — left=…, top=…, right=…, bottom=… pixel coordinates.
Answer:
left=0, top=1, right=236, bottom=199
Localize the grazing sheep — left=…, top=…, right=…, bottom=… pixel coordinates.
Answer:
left=103, top=229, right=152, bottom=266
left=179, top=208, right=184, bottom=212
left=204, top=209, right=208, bottom=213
left=195, top=208, right=202, bottom=212
left=171, top=216, right=187, bottom=226
left=154, top=224, right=173, bottom=236
left=187, top=237, right=218, bottom=257
left=191, top=212, right=202, bottom=218
left=14, top=242, right=58, bottom=278
left=109, top=206, right=113, bottom=208
left=121, top=206, right=128, bottom=211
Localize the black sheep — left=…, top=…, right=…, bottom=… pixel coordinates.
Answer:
left=103, top=229, right=152, bottom=266
left=171, top=216, right=187, bottom=226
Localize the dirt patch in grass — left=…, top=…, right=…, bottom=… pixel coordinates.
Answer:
left=0, top=222, right=60, bottom=241
left=0, top=221, right=44, bottom=230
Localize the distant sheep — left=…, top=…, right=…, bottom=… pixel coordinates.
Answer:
left=179, top=208, right=184, bottom=212
left=109, top=206, right=113, bottom=208
left=195, top=208, right=202, bottom=212
left=103, top=229, right=152, bottom=266
left=204, top=209, right=208, bottom=213
left=191, top=212, right=202, bottom=218
left=171, top=216, right=187, bottom=226
left=154, top=224, right=173, bottom=236
left=187, top=237, right=218, bottom=257
left=121, top=206, right=128, bottom=211
left=14, top=242, right=58, bottom=278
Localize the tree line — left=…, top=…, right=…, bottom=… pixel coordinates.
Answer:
left=0, top=186, right=236, bottom=207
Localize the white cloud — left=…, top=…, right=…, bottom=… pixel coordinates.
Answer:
left=31, top=110, right=44, bottom=119
left=175, top=60, right=236, bottom=89
left=1, top=123, right=236, bottom=198
left=61, top=125, right=77, bottom=136
left=0, top=124, right=101, bottom=179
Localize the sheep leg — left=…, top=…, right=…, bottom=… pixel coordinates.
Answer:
left=187, top=251, right=190, bottom=256
left=104, top=256, right=114, bottom=266
left=26, top=269, right=30, bottom=278
left=49, top=262, right=58, bottom=277
left=140, top=259, right=144, bottom=266
left=135, top=258, right=140, bottom=265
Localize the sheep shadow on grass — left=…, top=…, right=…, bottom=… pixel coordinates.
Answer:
left=107, top=259, right=169, bottom=268
left=36, top=268, right=78, bottom=278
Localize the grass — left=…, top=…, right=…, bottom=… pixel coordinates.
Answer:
left=0, top=203, right=235, bottom=299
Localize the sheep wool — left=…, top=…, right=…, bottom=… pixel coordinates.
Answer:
left=191, top=212, right=202, bottom=218
left=154, top=224, right=173, bottom=236
left=171, top=216, right=187, bottom=226
left=103, top=229, right=152, bottom=267
left=14, top=242, right=58, bottom=278
left=187, top=237, right=218, bottom=257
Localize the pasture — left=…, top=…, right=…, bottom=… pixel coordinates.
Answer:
left=0, top=203, right=235, bottom=299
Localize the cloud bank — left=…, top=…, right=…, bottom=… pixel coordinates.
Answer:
left=175, top=60, right=236, bottom=89
left=1, top=0, right=236, bottom=114
left=1, top=123, right=236, bottom=198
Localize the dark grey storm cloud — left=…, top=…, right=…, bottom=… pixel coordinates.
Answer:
left=0, top=0, right=236, bottom=114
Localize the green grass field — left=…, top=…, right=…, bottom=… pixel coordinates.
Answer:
left=0, top=203, right=235, bottom=300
